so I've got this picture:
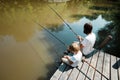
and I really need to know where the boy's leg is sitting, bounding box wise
[61,57,70,65]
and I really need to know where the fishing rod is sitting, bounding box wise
[33,20,109,80]
[82,59,109,80]
[47,5,112,49]
[47,4,83,45]
[33,20,68,48]
[47,4,78,37]
[47,5,113,80]
[76,66,91,80]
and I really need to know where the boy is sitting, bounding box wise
[61,42,82,67]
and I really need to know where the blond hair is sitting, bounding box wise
[68,42,80,52]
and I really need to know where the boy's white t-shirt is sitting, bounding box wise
[81,32,96,55]
[69,51,82,67]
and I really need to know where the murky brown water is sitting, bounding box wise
[0,1,59,80]
[0,31,56,80]
[0,0,119,80]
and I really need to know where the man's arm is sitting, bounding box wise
[77,35,84,42]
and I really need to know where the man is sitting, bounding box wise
[77,23,96,56]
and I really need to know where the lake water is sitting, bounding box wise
[0,0,120,80]
[50,15,111,44]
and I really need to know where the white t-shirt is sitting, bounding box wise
[81,33,96,55]
[69,51,82,67]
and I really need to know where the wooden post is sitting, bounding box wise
[98,35,112,50]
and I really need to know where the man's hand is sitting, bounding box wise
[77,35,82,41]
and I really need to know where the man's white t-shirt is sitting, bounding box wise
[81,32,96,55]
[69,51,82,67]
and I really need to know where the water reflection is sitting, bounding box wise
[47,24,64,32]
[48,15,111,45]
[0,0,120,80]
[0,31,58,80]
[97,14,120,57]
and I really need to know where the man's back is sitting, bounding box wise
[81,32,96,55]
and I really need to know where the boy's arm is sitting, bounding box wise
[80,44,84,49]
[64,56,73,64]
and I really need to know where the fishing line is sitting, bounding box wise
[33,20,68,48]
[33,20,109,80]
[47,4,78,37]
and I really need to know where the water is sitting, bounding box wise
[0,0,120,80]
[49,15,111,45]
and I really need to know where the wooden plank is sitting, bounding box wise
[77,56,92,80]
[68,68,79,80]
[59,66,73,80]
[50,63,67,80]
[102,53,110,80]
[94,51,104,80]
[76,62,84,80]
[85,52,99,80]
[111,55,118,80]
[68,62,83,80]
[51,52,120,80]
[92,51,100,80]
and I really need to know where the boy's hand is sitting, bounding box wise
[64,56,73,64]
[64,56,70,59]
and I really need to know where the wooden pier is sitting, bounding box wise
[50,51,120,80]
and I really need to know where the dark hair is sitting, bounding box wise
[84,23,92,34]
